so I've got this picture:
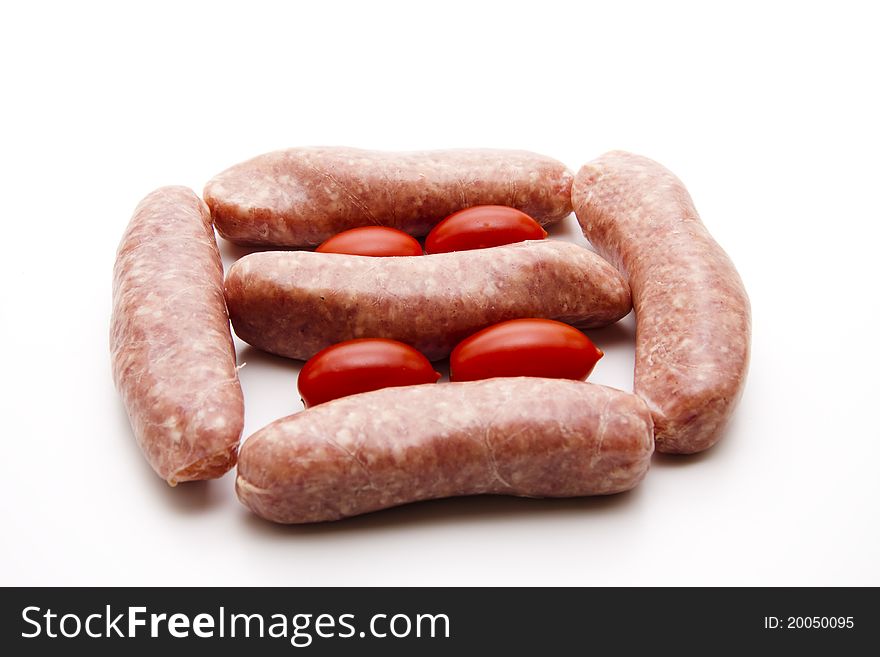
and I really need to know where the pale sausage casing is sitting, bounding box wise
[203,147,574,246]
[224,240,632,361]
[572,151,750,454]
[111,186,245,484]
[236,378,654,524]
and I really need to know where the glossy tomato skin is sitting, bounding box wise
[298,338,440,407]
[449,319,603,382]
[316,226,423,257]
[424,205,548,254]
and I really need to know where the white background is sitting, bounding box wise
[2,0,878,586]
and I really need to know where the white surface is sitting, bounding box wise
[2,0,878,586]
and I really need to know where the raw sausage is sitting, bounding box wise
[236,378,654,523]
[224,240,631,361]
[571,151,750,454]
[203,147,574,246]
[111,186,245,484]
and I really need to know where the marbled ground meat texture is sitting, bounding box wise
[572,151,751,454]
[111,186,245,484]
[224,240,632,361]
[203,147,574,246]
[236,378,654,523]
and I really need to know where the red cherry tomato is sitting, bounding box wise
[316,226,423,257]
[424,205,548,254]
[298,338,440,407]
[449,319,603,382]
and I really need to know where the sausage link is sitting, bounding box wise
[571,152,751,454]
[224,240,631,361]
[236,378,654,523]
[111,186,245,484]
[204,147,573,246]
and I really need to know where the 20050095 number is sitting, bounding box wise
[790,617,854,629]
